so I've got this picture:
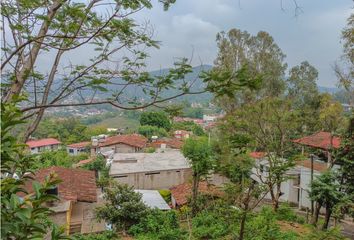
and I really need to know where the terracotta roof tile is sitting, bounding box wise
[98,134,147,148]
[26,138,61,148]
[292,132,341,150]
[170,182,221,206]
[148,138,184,149]
[23,166,97,202]
[67,141,91,148]
[296,159,328,173]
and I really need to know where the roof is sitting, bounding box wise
[67,141,91,148]
[296,159,328,173]
[73,158,94,168]
[23,166,97,202]
[98,134,147,148]
[109,150,190,175]
[26,138,61,148]
[292,132,341,150]
[250,152,266,159]
[170,182,221,206]
[135,190,171,210]
[148,138,184,149]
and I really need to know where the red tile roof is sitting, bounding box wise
[26,138,61,148]
[23,166,97,202]
[292,132,341,150]
[170,182,221,206]
[296,159,328,173]
[67,141,91,148]
[148,138,184,149]
[73,159,94,168]
[98,134,147,148]
[250,152,266,159]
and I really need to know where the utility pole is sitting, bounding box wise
[310,154,314,215]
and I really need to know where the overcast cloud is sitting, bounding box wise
[133,0,353,87]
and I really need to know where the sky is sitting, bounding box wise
[132,0,353,87]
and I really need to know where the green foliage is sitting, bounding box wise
[1,99,68,240]
[129,209,185,240]
[72,231,119,240]
[183,107,204,119]
[172,121,205,136]
[158,189,171,203]
[140,111,172,131]
[34,117,107,144]
[192,210,230,239]
[304,227,347,240]
[95,182,149,232]
[138,125,168,139]
[275,204,305,224]
[31,150,88,170]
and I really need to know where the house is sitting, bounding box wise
[26,138,61,154]
[22,166,105,236]
[148,138,184,150]
[250,152,335,211]
[109,150,192,189]
[92,134,148,155]
[170,182,221,208]
[135,190,171,210]
[67,141,90,155]
[174,130,191,139]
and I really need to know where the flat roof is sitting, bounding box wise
[135,190,171,210]
[109,150,190,175]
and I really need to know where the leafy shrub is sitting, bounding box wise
[31,150,88,170]
[129,209,186,240]
[192,210,229,239]
[276,203,305,224]
[138,125,168,139]
[158,189,171,203]
[303,227,346,240]
[72,231,118,240]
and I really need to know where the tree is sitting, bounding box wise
[0,0,207,141]
[182,137,214,214]
[334,13,354,106]
[1,98,67,239]
[172,121,205,136]
[213,29,287,109]
[222,98,300,211]
[138,125,168,139]
[140,111,172,131]
[31,150,88,170]
[287,61,319,108]
[95,181,148,233]
[309,171,343,229]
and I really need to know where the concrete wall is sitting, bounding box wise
[30,144,60,154]
[113,168,193,189]
[67,147,88,156]
[100,143,142,154]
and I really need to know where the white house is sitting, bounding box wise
[67,141,90,155]
[26,138,61,154]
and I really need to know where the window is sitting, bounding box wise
[69,149,74,153]
[114,175,128,178]
[145,172,160,175]
[45,186,58,196]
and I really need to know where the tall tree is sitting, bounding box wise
[221,98,300,211]
[139,111,171,131]
[287,61,319,108]
[182,137,214,215]
[213,29,287,109]
[0,0,206,141]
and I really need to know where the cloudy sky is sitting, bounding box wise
[134,0,352,87]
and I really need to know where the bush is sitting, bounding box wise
[71,231,118,240]
[192,210,229,239]
[276,203,305,224]
[31,150,88,170]
[129,209,186,240]
[138,125,168,139]
[158,189,171,203]
[140,111,171,131]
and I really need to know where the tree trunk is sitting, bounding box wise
[191,174,199,215]
[322,207,332,230]
[311,202,321,226]
[239,211,247,240]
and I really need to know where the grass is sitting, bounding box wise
[91,115,140,131]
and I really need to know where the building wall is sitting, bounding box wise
[99,143,142,154]
[30,144,60,154]
[113,168,193,189]
[67,147,88,156]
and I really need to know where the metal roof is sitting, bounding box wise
[135,190,171,210]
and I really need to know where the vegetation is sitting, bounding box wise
[138,125,168,139]
[172,121,205,136]
[140,111,172,131]
[31,150,88,170]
